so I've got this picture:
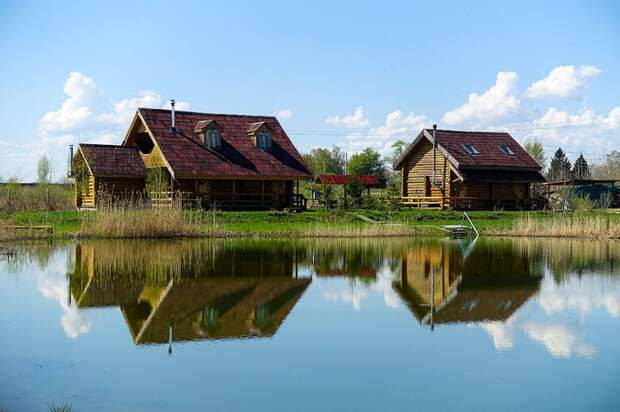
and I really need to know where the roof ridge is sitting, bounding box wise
[79,143,138,149]
[138,107,277,119]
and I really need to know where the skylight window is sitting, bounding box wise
[499,144,515,156]
[462,144,479,156]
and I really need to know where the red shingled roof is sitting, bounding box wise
[79,144,146,177]
[137,108,310,179]
[317,175,380,186]
[430,129,541,169]
[459,169,546,183]
[394,129,542,171]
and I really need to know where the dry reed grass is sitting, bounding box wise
[495,212,620,239]
[79,195,214,238]
[0,183,73,211]
[281,223,422,238]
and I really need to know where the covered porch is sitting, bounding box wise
[171,178,307,210]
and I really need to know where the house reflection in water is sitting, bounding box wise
[310,240,389,279]
[393,239,543,329]
[69,241,311,350]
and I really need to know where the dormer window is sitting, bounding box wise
[257,130,272,150]
[205,128,221,148]
[194,119,222,149]
[247,121,273,151]
[499,144,515,156]
[462,144,479,156]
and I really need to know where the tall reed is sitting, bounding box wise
[80,193,213,238]
[495,212,620,239]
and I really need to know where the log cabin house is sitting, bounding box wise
[72,102,311,209]
[393,127,545,210]
[392,240,542,328]
[69,242,311,344]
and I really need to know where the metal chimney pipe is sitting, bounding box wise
[432,124,437,185]
[170,99,176,131]
[69,144,74,177]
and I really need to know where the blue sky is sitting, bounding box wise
[1,0,619,180]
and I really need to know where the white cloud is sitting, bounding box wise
[275,109,293,120]
[526,65,601,99]
[29,72,190,181]
[326,106,369,129]
[371,265,401,309]
[522,322,596,359]
[346,110,427,155]
[480,321,514,350]
[537,274,620,318]
[442,72,520,128]
[323,285,368,311]
[527,106,620,155]
[37,254,92,339]
[322,264,401,311]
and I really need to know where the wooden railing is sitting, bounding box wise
[292,193,308,209]
[401,196,444,209]
[401,196,529,210]
[150,191,198,209]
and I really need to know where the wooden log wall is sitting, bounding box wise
[78,175,96,208]
[140,145,166,168]
[401,139,450,199]
[95,177,146,205]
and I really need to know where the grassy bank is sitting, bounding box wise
[3,208,609,240]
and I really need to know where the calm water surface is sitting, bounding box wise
[1,237,619,411]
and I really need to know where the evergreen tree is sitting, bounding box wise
[547,148,572,181]
[571,154,591,179]
[345,175,364,208]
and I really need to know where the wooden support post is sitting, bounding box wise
[232,180,236,208]
[261,180,265,206]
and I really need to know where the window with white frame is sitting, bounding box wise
[257,130,272,150]
[498,144,515,156]
[462,144,479,156]
[204,128,221,148]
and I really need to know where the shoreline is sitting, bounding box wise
[1,209,619,242]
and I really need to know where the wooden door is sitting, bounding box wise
[424,176,431,197]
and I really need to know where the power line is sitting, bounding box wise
[288,120,620,137]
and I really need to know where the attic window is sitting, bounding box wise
[499,144,515,156]
[462,144,479,156]
[204,128,221,148]
[256,130,272,151]
[194,120,222,149]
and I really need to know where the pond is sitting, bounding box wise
[1,237,619,411]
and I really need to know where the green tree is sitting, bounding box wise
[388,140,407,165]
[302,146,346,177]
[571,154,591,179]
[524,139,546,170]
[37,155,52,184]
[347,148,387,181]
[547,148,572,181]
[345,175,364,208]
